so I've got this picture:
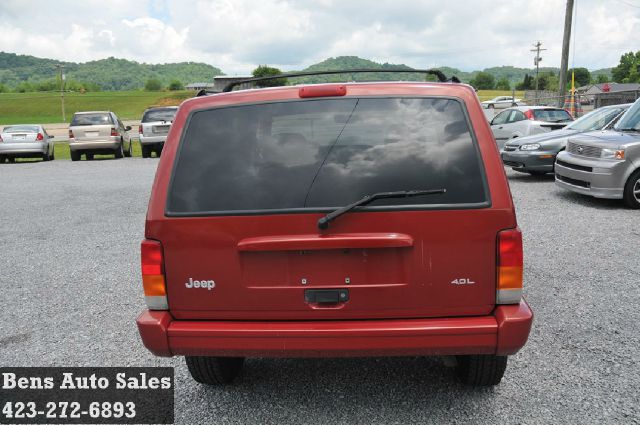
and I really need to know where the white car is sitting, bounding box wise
[490,106,574,149]
[0,124,55,163]
[482,96,524,109]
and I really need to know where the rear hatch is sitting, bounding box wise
[158,95,507,320]
[534,108,573,131]
[141,108,177,137]
[70,113,114,140]
[2,125,40,143]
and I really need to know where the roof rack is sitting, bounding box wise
[217,68,461,93]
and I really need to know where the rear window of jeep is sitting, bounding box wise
[167,97,488,215]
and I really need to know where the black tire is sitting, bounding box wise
[0,155,6,163]
[8,157,15,163]
[42,149,50,161]
[488,104,495,109]
[185,356,244,385]
[456,355,508,386]
[141,145,151,158]
[622,169,640,209]
[70,150,81,162]
[124,140,132,157]
[86,154,94,160]
[114,142,124,159]
[155,146,162,158]
[527,171,547,176]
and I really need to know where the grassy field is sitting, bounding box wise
[476,90,525,102]
[0,91,193,125]
[0,89,521,126]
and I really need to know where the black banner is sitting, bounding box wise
[0,367,173,424]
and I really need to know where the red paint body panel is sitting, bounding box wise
[136,299,532,358]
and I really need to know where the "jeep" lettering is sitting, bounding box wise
[185,278,216,290]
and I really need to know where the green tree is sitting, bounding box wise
[144,78,163,91]
[612,51,640,83]
[168,79,184,90]
[0,83,7,93]
[596,74,609,84]
[495,77,511,91]
[515,74,534,90]
[538,71,559,91]
[252,65,287,87]
[568,67,591,87]
[470,72,495,90]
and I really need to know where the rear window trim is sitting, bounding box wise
[165,95,492,217]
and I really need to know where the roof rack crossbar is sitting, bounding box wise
[220,68,460,92]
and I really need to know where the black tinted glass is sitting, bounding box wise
[71,113,112,126]
[533,109,573,122]
[143,108,177,123]
[168,98,487,214]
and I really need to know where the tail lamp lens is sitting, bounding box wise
[497,228,523,304]
[68,130,74,139]
[36,133,44,141]
[141,239,168,310]
[524,110,535,120]
[110,128,118,137]
[138,125,143,134]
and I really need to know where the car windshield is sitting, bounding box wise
[533,109,573,123]
[614,99,640,131]
[168,97,488,215]
[71,113,112,126]
[566,106,626,131]
[3,125,39,133]
[142,108,177,123]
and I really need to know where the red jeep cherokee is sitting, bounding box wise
[137,70,533,386]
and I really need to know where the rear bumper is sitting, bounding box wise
[69,139,119,151]
[137,300,533,358]
[0,143,47,155]
[139,134,167,145]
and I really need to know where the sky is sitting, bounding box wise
[0,0,638,74]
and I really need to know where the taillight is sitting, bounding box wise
[497,228,523,304]
[110,127,118,137]
[68,129,74,139]
[0,134,3,142]
[524,110,535,120]
[36,133,44,141]
[141,239,168,310]
[138,125,143,134]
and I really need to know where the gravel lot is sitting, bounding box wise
[1,159,638,424]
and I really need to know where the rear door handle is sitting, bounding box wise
[305,289,349,304]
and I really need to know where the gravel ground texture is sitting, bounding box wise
[0,159,638,424]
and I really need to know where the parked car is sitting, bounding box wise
[68,111,132,161]
[490,106,574,149]
[0,124,55,163]
[139,106,178,158]
[500,103,631,175]
[481,96,524,109]
[136,70,533,387]
[555,98,640,208]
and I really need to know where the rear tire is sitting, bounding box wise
[155,146,162,158]
[70,151,80,162]
[456,355,508,386]
[86,154,94,160]
[622,169,640,209]
[42,149,50,161]
[124,140,132,157]
[141,145,151,158]
[0,155,6,163]
[114,142,124,159]
[185,356,244,385]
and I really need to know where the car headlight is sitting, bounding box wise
[600,148,625,160]
[520,143,541,151]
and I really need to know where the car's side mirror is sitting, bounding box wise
[48,135,54,139]
[125,126,132,131]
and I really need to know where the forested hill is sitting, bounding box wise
[0,52,223,91]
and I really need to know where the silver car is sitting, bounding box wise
[482,96,524,109]
[555,98,640,208]
[491,106,574,149]
[68,111,133,161]
[138,106,178,158]
[0,124,55,163]
[500,104,630,175]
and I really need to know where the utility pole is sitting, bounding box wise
[558,0,575,107]
[531,41,546,103]
[54,64,66,122]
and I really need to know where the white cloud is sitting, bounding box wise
[0,0,638,73]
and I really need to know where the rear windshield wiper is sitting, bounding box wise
[317,189,446,230]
